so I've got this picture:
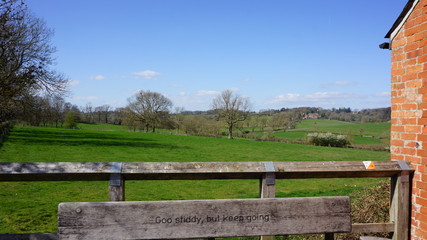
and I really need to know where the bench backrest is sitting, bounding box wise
[58,196,351,240]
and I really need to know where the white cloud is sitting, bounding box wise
[90,75,106,80]
[335,81,357,86]
[228,87,240,92]
[68,80,80,87]
[322,81,357,88]
[196,90,220,96]
[167,90,223,110]
[375,92,391,97]
[241,78,252,82]
[306,91,355,100]
[132,70,160,79]
[268,91,363,108]
[270,93,302,103]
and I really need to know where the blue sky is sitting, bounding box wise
[26,0,406,111]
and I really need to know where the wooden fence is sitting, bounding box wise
[0,161,414,240]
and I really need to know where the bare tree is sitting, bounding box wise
[0,0,68,122]
[82,103,94,123]
[126,90,173,132]
[212,90,251,139]
[99,104,111,123]
[174,106,185,133]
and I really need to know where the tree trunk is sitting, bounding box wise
[228,124,233,139]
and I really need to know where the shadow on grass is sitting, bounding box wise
[9,128,188,149]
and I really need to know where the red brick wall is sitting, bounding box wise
[390,1,427,239]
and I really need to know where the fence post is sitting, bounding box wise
[325,233,334,240]
[260,162,276,240]
[390,161,412,240]
[109,162,125,201]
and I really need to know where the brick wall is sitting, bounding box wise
[390,1,427,239]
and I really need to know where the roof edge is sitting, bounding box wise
[385,0,418,39]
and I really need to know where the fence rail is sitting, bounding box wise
[0,161,414,240]
[0,161,408,181]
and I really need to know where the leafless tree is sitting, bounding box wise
[126,90,173,132]
[212,90,251,139]
[82,103,94,123]
[173,106,185,133]
[0,0,68,122]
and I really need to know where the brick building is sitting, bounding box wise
[385,0,427,239]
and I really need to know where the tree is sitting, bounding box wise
[173,106,185,133]
[212,90,251,139]
[63,110,79,129]
[0,0,68,122]
[126,90,173,132]
[82,103,94,123]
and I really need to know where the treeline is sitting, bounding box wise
[258,107,391,123]
[10,94,80,128]
[183,107,391,124]
[11,94,390,135]
[8,95,124,128]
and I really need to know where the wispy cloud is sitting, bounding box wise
[228,87,240,92]
[90,75,106,80]
[68,80,80,87]
[132,70,160,79]
[321,81,358,88]
[241,78,252,82]
[196,90,220,96]
[268,91,363,108]
[168,90,223,110]
[375,92,391,97]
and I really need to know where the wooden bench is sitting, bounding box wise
[58,196,351,240]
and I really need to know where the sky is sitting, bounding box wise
[26,0,407,112]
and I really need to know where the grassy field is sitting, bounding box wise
[291,119,390,137]
[0,126,390,233]
[260,119,390,146]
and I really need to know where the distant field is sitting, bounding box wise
[291,119,390,138]
[250,119,390,146]
[0,126,389,233]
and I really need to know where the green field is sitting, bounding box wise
[0,126,390,233]
[291,119,390,137]
[258,120,390,146]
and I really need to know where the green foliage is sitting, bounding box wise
[0,121,12,143]
[63,111,79,129]
[307,132,351,148]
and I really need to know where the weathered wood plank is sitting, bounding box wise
[273,161,409,179]
[123,161,267,180]
[0,233,58,240]
[0,161,413,181]
[351,223,395,233]
[359,237,391,240]
[58,197,351,240]
[260,167,276,240]
[391,174,411,240]
[109,174,125,201]
[0,162,115,181]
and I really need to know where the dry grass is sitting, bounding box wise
[280,180,392,240]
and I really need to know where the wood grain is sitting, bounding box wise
[58,197,351,239]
